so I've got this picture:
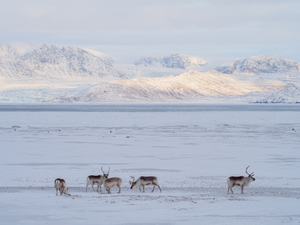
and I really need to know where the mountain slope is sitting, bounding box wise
[134,54,207,69]
[0,44,129,80]
[243,87,300,103]
[56,70,286,102]
[215,55,300,75]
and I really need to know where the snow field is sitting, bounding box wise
[0,109,300,224]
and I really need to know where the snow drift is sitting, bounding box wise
[215,55,300,75]
[56,70,286,102]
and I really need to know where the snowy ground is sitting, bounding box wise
[0,104,300,224]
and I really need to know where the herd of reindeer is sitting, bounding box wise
[54,166,255,196]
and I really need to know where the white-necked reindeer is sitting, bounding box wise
[102,168,123,194]
[85,167,109,193]
[227,165,255,194]
[129,176,162,193]
[54,178,68,195]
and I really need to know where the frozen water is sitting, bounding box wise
[0,104,300,224]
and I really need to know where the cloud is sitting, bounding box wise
[0,0,300,63]
[1,0,299,31]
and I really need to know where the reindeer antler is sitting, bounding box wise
[101,167,105,173]
[129,176,135,185]
[245,165,250,175]
[245,165,254,176]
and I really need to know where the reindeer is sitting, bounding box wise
[85,167,109,193]
[129,176,162,193]
[104,177,123,194]
[100,167,122,194]
[227,165,255,194]
[54,178,68,195]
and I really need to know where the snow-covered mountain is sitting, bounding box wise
[215,55,300,75]
[134,54,207,69]
[55,70,286,102]
[0,43,43,60]
[242,87,300,103]
[2,44,300,103]
[0,44,129,80]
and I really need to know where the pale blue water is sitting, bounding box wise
[0,103,299,112]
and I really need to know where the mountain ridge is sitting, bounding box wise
[215,55,300,75]
[0,44,129,80]
[134,53,207,69]
[54,70,286,102]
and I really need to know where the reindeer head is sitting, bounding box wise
[101,167,110,179]
[245,165,255,181]
[129,176,136,189]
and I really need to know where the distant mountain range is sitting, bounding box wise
[54,70,286,102]
[1,43,300,81]
[1,43,299,103]
[215,55,300,75]
[0,44,129,80]
[134,54,207,69]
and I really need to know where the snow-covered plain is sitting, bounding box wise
[0,104,299,224]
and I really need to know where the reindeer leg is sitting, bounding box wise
[228,186,233,194]
[118,184,121,194]
[153,181,162,193]
[139,187,142,192]
[56,188,58,196]
[151,185,156,192]
[142,185,145,192]
[97,183,101,192]
[91,183,95,191]
[157,185,162,193]
[227,185,231,194]
[241,186,244,194]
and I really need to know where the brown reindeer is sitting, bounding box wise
[101,167,122,194]
[86,167,109,193]
[227,166,255,194]
[129,176,162,193]
[54,178,68,195]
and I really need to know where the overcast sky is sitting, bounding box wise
[1,0,299,64]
